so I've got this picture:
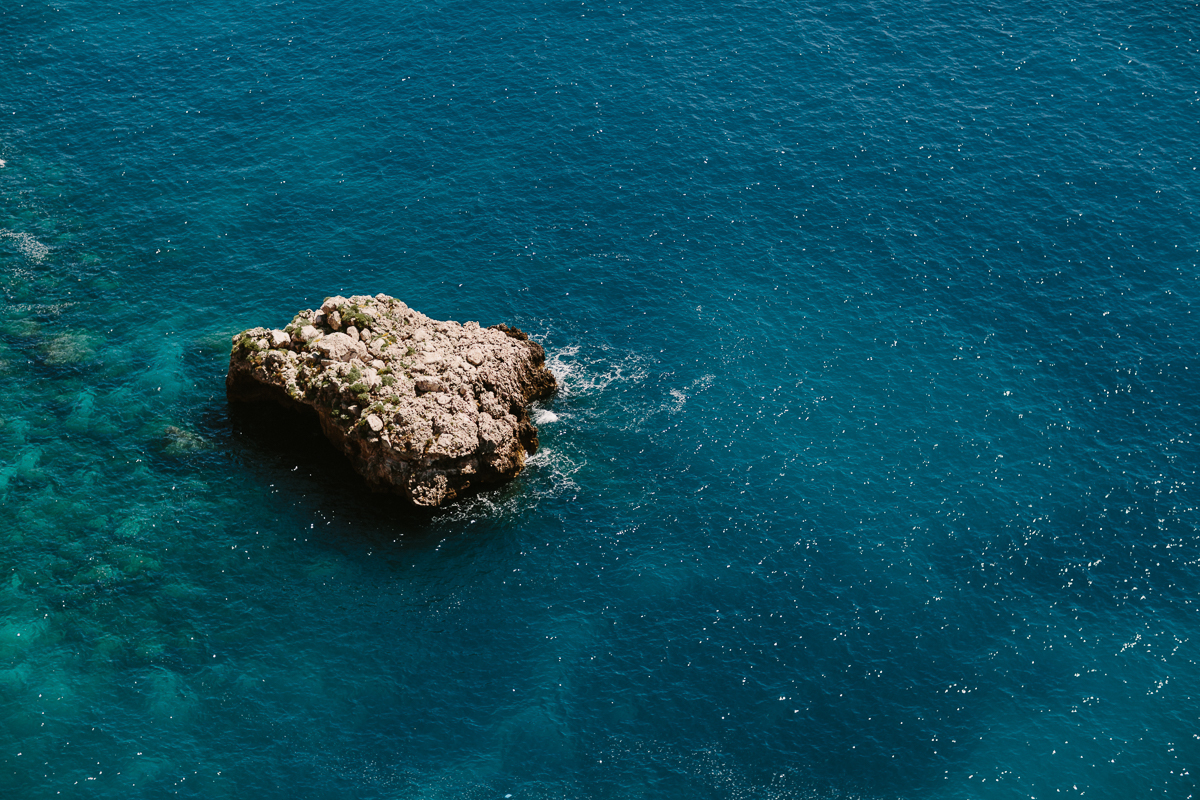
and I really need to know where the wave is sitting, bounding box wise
[524,445,582,492]
[545,343,650,399]
[668,373,716,413]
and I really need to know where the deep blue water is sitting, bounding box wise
[1,0,1199,797]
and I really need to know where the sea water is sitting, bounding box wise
[0,0,1197,797]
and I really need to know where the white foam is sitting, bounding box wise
[546,344,649,397]
[524,445,582,492]
[668,373,715,413]
[533,408,559,424]
[0,230,49,262]
[428,445,584,525]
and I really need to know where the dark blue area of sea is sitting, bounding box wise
[0,0,1197,797]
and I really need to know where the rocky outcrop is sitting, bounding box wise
[226,294,556,507]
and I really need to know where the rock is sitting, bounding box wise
[226,294,557,507]
[413,376,445,393]
[313,332,366,363]
[321,296,348,313]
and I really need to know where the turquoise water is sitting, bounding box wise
[1,0,1198,797]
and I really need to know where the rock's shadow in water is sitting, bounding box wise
[220,399,443,539]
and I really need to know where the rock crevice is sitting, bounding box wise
[226,294,556,507]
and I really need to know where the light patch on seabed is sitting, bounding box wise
[0,617,48,663]
[318,753,538,800]
[0,447,42,494]
[37,331,98,366]
[3,302,77,316]
[0,230,50,262]
[143,665,198,724]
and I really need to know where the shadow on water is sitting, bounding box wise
[213,399,540,556]
[216,399,443,535]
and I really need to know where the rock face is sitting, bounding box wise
[226,294,556,507]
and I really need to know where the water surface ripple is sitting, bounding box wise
[0,0,1197,797]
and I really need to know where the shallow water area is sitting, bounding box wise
[1,0,1199,797]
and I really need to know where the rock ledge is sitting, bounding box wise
[226,294,556,506]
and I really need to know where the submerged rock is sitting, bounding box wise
[161,425,211,456]
[38,332,96,365]
[226,294,556,507]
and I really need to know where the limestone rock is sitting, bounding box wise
[226,294,557,507]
